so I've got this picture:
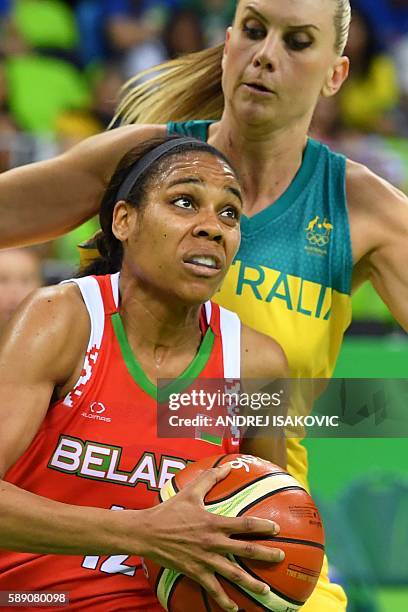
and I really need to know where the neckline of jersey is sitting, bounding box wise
[110,311,215,401]
[202,122,322,234]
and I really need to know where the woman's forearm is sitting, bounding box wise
[0,125,165,248]
[0,479,142,555]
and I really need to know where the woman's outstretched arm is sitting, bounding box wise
[0,125,165,248]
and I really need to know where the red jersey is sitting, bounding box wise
[0,273,241,611]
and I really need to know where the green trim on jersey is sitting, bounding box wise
[168,119,212,142]
[111,312,215,401]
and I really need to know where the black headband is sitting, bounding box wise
[116,137,216,202]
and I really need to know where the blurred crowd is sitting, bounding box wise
[0,0,407,335]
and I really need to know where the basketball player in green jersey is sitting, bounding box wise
[1,0,408,609]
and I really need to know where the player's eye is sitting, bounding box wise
[284,32,313,51]
[220,206,241,222]
[172,196,195,210]
[243,19,266,40]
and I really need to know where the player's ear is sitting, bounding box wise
[112,201,137,242]
[222,27,232,71]
[321,56,349,97]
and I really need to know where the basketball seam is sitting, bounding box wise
[231,559,305,607]
[172,455,230,493]
[167,573,184,611]
[262,536,325,551]
[154,567,165,599]
[212,454,229,468]
[235,486,307,516]
[221,574,301,610]
[204,474,302,506]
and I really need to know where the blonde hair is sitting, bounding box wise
[116,44,224,125]
[334,0,351,54]
[116,0,351,125]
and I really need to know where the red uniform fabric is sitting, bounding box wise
[0,274,240,611]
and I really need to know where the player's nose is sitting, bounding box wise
[253,32,279,72]
[192,209,224,243]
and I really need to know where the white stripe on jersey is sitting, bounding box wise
[60,276,105,407]
[218,306,241,379]
[110,272,120,308]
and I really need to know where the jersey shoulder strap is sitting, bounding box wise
[167,120,212,142]
[58,274,119,407]
[61,274,107,356]
[207,301,241,379]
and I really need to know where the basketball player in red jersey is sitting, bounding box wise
[0,136,287,612]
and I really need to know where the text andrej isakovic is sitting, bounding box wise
[166,389,340,430]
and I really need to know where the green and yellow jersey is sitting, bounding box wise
[168,120,353,490]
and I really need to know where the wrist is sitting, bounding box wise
[109,507,153,557]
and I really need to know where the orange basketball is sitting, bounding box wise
[144,453,325,611]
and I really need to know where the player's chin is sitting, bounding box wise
[177,278,222,306]
[235,97,276,125]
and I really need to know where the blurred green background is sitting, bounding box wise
[307,339,408,611]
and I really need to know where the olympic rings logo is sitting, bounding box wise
[306,231,331,247]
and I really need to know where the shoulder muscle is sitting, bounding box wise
[0,283,90,475]
[346,159,408,265]
[0,282,89,387]
[241,325,288,380]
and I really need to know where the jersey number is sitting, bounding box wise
[81,505,138,577]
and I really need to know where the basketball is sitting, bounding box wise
[144,453,325,611]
